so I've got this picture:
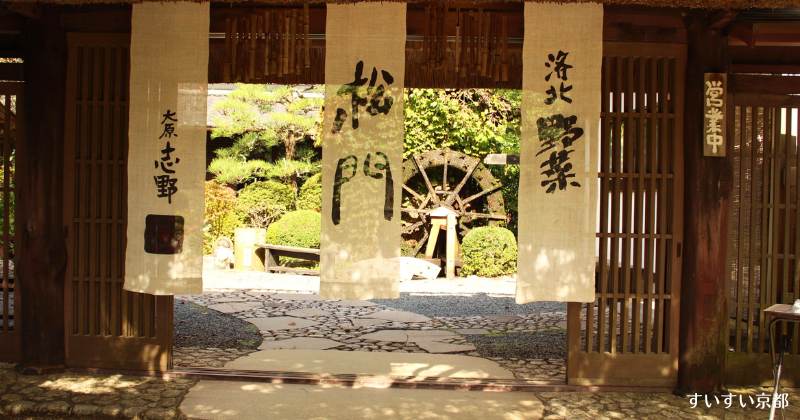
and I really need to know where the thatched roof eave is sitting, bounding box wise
[7,0,800,11]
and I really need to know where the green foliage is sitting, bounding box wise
[203,180,242,254]
[495,164,520,235]
[460,226,518,277]
[209,84,323,188]
[266,210,321,249]
[404,88,521,158]
[235,181,296,228]
[296,173,322,212]
[208,157,272,186]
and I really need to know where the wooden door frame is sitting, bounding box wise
[62,32,173,372]
[0,81,23,362]
[567,41,686,387]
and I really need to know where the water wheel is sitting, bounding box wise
[402,148,507,257]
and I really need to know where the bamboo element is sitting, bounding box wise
[289,9,297,76]
[283,13,290,76]
[232,17,240,81]
[249,14,257,81]
[423,3,430,64]
[437,3,445,67]
[304,3,311,70]
[262,11,272,76]
[223,17,233,82]
[492,16,500,82]
[480,9,489,77]
[501,15,508,82]
[454,9,461,75]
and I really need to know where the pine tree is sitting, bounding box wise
[209,84,322,191]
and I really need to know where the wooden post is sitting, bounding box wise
[677,12,732,393]
[445,211,457,279]
[16,10,68,373]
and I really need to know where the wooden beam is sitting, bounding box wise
[16,9,68,373]
[677,11,732,394]
[710,10,737,31]
[730,74,800,95]
[0,62,22,81]
[731,45,800,62]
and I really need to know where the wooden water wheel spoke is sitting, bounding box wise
[402,148,506,257]
[462,212,507,220]
[444,160,479,207]
[462,184,503,206]
[442,149,449,192]
[402,220,425,234]
[412,154,441,205]
[402,184,425,203]
[412,228,431,255]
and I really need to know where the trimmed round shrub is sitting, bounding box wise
[266,210,321,249]
[235,180,295,228]
[296,173,322,212]
[460,226,517,277]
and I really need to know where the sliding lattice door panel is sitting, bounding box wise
[726,85,800,385]
[567,43,685,387]
[63,33,172,371]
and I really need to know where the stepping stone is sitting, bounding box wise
[454,328,490,335]
[367,310,430,323]
[212,297,251,303]
[358,329,458,343]
[358,330,412,342]
[349,318,387,328]
[207,302,262,314]
[285,308,330,318]
[486,315,521,323]
[416,340,477,354]
[334,300,378,307]
[246,316,318,332]
[258,337,342,351]
[406,330,459,340]
[270,293,323,301]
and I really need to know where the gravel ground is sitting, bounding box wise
[174,300,262,350]
[465,331,567,359]
[370,293,566,317]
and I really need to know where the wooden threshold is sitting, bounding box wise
[165,366,674,394]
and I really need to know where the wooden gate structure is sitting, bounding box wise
[3,1,800,394]
[725,75,800,385]
[0,82,21,362]
[567,42,685,387]
[62,33,173,371]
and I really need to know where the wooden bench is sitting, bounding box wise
[256,243,320,276]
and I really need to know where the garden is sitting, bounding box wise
[172,83,569,385]
[204,84,522,277]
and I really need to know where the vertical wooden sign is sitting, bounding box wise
[703,73,726,157]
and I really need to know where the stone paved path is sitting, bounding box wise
[176,289,567,382]
[3,363,800,419]
[0,363,196,419]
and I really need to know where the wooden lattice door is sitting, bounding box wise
[63,33,173,371]
[725,76,800,385]
[566,42,685,387]
[0,82,21,362]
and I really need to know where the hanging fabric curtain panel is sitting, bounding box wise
[320,2,406,300]
[124,1,209,295]
[516,3,602,303]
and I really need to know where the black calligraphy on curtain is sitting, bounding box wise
[538,50,583,193]
[330,61,396,225]
[154,109,180,203]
